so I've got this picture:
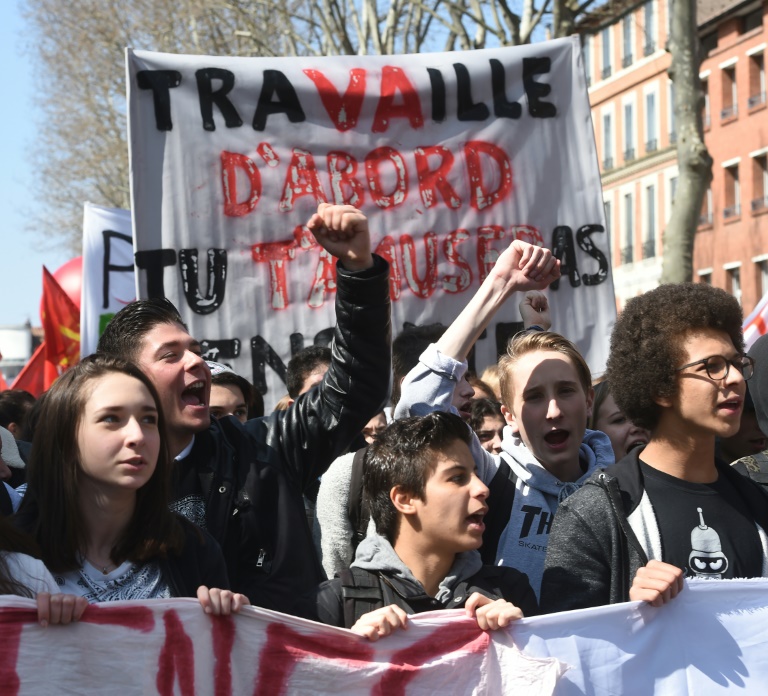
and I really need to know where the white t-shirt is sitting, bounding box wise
[2,552,58,595]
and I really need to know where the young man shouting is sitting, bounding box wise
[540,283,768,612]
[97,203,391,614]
[309,412,537,638]
[395,242,613,597]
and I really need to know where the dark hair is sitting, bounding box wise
[286,346,332,398]
[468,398,504,433]
[97,298,185,362]
[17,354,184,572]
[589,380,612,431]
[20,391,47,442]
[0,516,41,598]
[606,283,744,431]
[0,390,36,432]
[210,371,264,419]
[498,331,592,409]
[363,412,471,543]
[391,323,446,406]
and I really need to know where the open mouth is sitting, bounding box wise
[182,380,206,407]
[466,510,487,530]
[544,429,569,447]
[718,399,742,414]
[627,439,648,454]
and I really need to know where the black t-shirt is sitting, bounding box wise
[640,460,763,579]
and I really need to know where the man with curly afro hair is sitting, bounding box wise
[541,283,768,614]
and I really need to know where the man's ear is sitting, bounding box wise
[500,404,519,436]
[6,423,20,438]
[585,386,595,420]
[390,486,417,516]
[653,392,673,408]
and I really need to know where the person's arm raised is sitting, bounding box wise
[305,203,373,271]
[435,241,559,362]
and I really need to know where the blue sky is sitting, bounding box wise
[0,1,70,327]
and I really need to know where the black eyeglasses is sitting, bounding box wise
[675,354,755,381]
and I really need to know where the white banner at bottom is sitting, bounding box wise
[1,578,767,694]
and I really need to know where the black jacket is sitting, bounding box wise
[162,517,230,597]
[312,565,539,628]
[179,257,391,613]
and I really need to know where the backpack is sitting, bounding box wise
[338,567,388,627]
[347,446,370,553]
[337,564,526,627]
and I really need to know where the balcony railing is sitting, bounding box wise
[644,41,656,56]
[698,212,713,226]
[752,196,768,212]
[642,239,656,258]
[723,204,741,219]
[646,139,658,153]
[748,92,766,108]
[624,148,635,162]
[602,65,612,79]
[620,245,634,264]
[603,157,614,171]
[622,54,633,68]
[721,104,738,120]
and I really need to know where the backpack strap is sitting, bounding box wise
[347,446,370,552]
[339,567,385,628]
[480,459,518,564]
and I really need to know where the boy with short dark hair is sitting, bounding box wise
[311,412,537,638]
[540,283,768,613]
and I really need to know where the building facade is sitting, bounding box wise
[580,0,768,313]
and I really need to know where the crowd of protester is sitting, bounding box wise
[2,202,768,647]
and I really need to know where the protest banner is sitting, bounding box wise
[80,203,135,357]
[126,38,615,406]
[2,579,767,694]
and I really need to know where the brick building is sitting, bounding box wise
[579,0,768,313]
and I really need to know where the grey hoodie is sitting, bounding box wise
[353,532,483,603]
[495,427,615,597]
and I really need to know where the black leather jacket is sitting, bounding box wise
[181,256,391,614]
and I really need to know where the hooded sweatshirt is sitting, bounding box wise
[395,343,615,596]
[352,532,483,603]
[495,427,615,597]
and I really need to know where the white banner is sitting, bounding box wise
[80,203,135,357]
[3,579,768,694]
[126,39,615,405]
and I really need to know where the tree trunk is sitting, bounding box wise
[661,0,713,284]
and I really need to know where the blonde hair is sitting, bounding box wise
[479,364,501,401]
[498,332,592,408]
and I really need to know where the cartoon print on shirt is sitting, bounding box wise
[687,507,729,579]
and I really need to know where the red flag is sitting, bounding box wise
[10,341,47,397]
[0,370,7,392]
[41,266,80,382]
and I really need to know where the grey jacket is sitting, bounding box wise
[540,448,768,614]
